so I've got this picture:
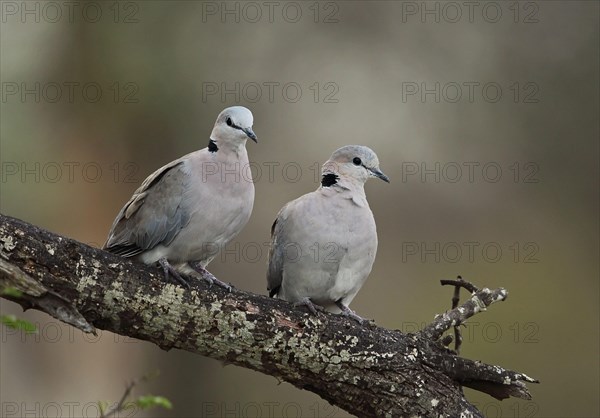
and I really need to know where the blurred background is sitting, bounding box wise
[1,1,598,417]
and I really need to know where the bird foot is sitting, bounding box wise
[189,262,232,292]
[335,301,368,325]
[293,297,323,315]
[158,258,190,289]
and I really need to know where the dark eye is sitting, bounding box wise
[226,117,232,127]
[353,157,362,166]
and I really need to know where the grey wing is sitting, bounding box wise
[103,159,191,257]
[266,205,289,297]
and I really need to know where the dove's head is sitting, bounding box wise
[322,145,390,186]
[210,106,257,150]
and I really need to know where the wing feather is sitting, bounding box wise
[103,159,190,257]
[266,203,290,297]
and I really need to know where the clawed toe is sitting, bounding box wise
[203,274,233,292]
[190,262,232,292]
[343,311,367,325]
[171,273,191,289]
[293,297,322,315]
[158,258,190,288]
[336,301,368,325]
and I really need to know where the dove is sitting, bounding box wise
[103,106,257,290]
[267,145,389,322]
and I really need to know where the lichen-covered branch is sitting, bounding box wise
[0,214,537,417]
[419,287,509,341]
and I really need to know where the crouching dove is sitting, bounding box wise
[267,145,389,322]
[103,106,257,290]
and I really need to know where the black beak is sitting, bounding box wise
[369,167,390,183]
[244,128,258,143]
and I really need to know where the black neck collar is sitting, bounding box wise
[321,173,339,187]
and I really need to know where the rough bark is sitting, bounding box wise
[0,214,537,418]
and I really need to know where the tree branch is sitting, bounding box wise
[0,214,537,417]
[420,287,509,341]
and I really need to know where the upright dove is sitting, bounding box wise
[104,106,257,290]
[267,145,389,322]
